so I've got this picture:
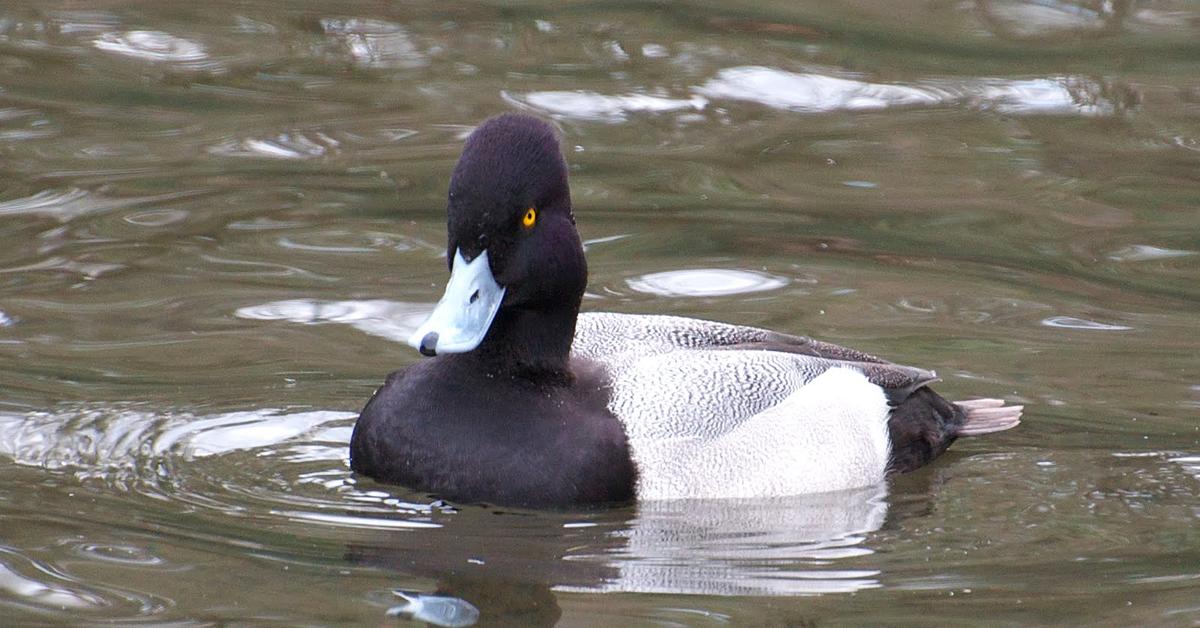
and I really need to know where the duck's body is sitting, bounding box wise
[350,113,1022,508]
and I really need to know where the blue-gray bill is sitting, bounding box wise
[408,249,506,356]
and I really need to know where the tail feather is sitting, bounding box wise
[955,398,1022,436]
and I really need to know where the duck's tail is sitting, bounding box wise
[954,398,1023,436]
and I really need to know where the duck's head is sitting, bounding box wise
[409,114,586,360]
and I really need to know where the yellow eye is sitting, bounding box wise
[522,207,537,229]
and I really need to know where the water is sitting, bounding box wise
[1,0,1198,624]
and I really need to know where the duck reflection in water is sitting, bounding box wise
[347,483,892,626]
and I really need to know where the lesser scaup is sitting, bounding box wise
[349,113,1022,508]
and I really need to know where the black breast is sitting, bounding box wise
[349,356,636,508]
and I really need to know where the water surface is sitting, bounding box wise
[1,0,1199,624]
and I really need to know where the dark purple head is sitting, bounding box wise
[409,114,587,362]
[447,114,585,313]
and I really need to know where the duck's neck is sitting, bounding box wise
[473,305,578,382]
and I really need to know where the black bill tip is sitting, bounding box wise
[418,332,439,357]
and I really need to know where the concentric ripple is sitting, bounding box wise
[0,545,173,618]
[626,268,789,297]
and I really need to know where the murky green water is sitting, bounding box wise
[2,0,1198,624]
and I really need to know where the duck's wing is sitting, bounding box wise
[574,312,930,400]
[596,346,934,440]
[574,312,890,364]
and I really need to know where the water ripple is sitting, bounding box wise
[509,91,707,123]
[1041,316,1134,331]
[235,299,429,342]
[318,18,426,69]
[92,30,214,69]
[626,269,788,297]
[1170,456,1200,482]
[154,410,354,458]
[206,124,419,160]
[509,67,1121,121]
[274,511,442,530]
[196,254,339,281]
[973,77,1118,115]
[0,108,41,122]
[0,406,350,476]
[0,404,447,536]
[695,66,1121,116]
[0,108,57,142]
[978,0,1121,39]
[122,209,188,228]
[0,552,105,610]
[0,545,171,616]
[1,402,886,598]
[0,187,207,222]
[0,256,123,280]
[207,133,336,160]
[274,229,422,254]
[47,11,121,35]
[70,543,164,567]
[696,66,947,112]
[0,188,91,219]
[1107,245,1196,262]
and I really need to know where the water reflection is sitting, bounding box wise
[584,488,886,596]
[0,188,93,220]
[0,556,102,611]
[122,208,189,228]
[1170,455,1200,522]
[508,90,707,123]
[0,545,170,617]
[349,487,886,625]
[0,406,352,480]
[1107,244,1196,262]
[976,0,1132,39]
[161,409,353,458]
[70,543,164,567]
[207,132,336,160]
[698,66,946,112]
[0,108,56,142]
[0,187,201,223]
[93,30,207,64]
[625,268,789,297]
[698,67,1122,116]
[0,256,123,281]
[514,66,1129,121]
[318,18,426,69]
[1040,315,1133,331]
[235,299,428,343]
[388,590,480,627]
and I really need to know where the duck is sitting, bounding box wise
[349,113,1022,508]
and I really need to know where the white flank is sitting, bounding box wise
[626,367,891,499]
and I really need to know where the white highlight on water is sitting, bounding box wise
[626,268,788,297]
